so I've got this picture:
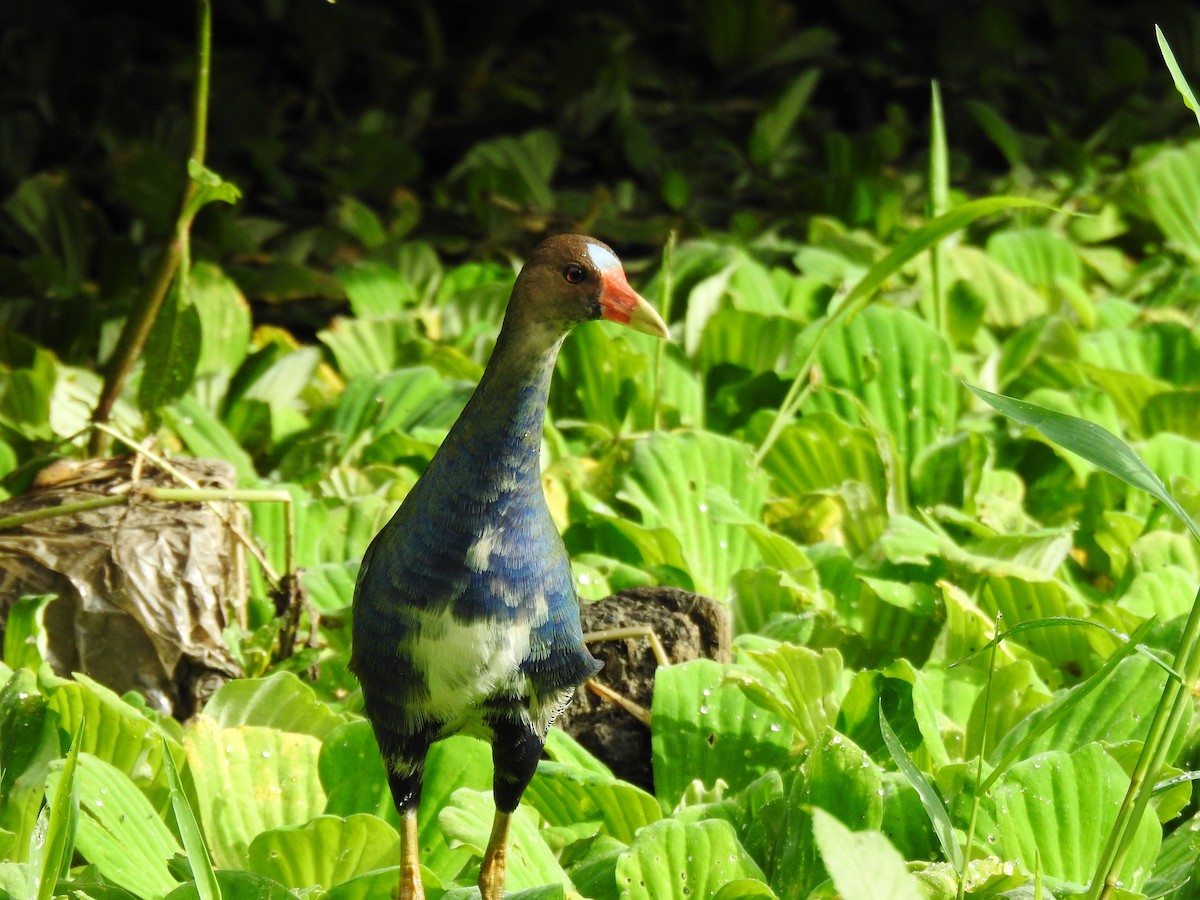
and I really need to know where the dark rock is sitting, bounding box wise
[556,585,730,793]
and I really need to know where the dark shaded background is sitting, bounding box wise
[2,0,1199,354]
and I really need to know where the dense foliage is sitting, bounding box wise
[3,1,1200,898]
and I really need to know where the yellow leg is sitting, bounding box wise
[399,809,424,900]
[478,809,511,900]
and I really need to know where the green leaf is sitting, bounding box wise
[1135,140,1200,261]
[617,432,769,598]
[319,719,396,824]
[991,650,1185,768]
[183,717,326,869]
[3,595,52,670]
[772,729,884,899]
[732,645,843,746]
[1158,25,1200,127]
[524,762,659,844]
[163,739,221,900]
[139,278,203,414]
[944,245,1048,329]
[202,671,351,739]
[803,305,958,471]
[41,669,177,816]
[318,315,424,380]
[335,260,416,318]
[246,814,399,890]
[878,704,963,871]
[978,578,1095,676]
[749,69,819,166]
[651,659,795,810]
[418,735,496,881]
[987,227,1082,290]
[438,788,570,893]
[993,743,1161,889]
[162,394,260,486]
[810,808,923,900]
[615,818,770,900]
[969,385,1200,543]
[191,262,252,390]
[751,410,887,501]
[164,869,292,900]
[28,721,82,900]
[46,753,181,899]
[831,196,1048,322]
[184,161,241,216]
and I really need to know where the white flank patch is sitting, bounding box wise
[409,613,531,727]
[585,242,620,272]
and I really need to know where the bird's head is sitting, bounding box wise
[508,234,669,341]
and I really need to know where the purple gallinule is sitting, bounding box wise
[351,235,669,899]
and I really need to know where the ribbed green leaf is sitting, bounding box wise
[978,577,1094,676]
[318,316,423,379]
[438,787,570,893]
[524,762,660,843]
[751,410,887,500]
[772,728,884,900]
[419,735,495,881]
[615,818,770,900]
[202,671,352,739]
[46,753,181,899]
[803,305,958,470]
[335,260,416,317]
[993,744,1161,889]
[1135,141,1200,260]
[733,645,843,746]
[184,718,326,869]
[246,814,398,890]
[987,227,1082,290]
[992,652,1186,764]
[651,659,795,810]
[617,432,768,598]
[40,670,175,816]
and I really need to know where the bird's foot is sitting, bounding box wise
[398,862,424,900]
[478,846,507,900]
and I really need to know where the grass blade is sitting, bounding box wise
[879,702,964,872]
[1157,26,1200,128]
[980,618,1156,794]
[163,738,222,900]
[968,385,1200,543]
[28,721,83,900]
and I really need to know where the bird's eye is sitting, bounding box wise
[563,264,586,284]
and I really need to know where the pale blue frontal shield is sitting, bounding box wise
[585,242,620,272]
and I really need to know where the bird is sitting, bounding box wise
[350,234,669,900]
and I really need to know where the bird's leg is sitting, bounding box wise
[385,758,428,900]
[479,809,512,900]
[481,712,544,900]
[399,808,424,900]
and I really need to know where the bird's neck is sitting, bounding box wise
[440,319,565,484]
